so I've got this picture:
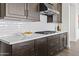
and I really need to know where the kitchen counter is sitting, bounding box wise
[0,31,67,45]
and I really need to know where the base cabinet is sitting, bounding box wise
[63,33,67,48]
[34,37,48,56]
[0,32,67,56]
[59,33,67,51]
[12,40,35,56]
[0,42,12,56]
[59,34,65,51]
[48,35,60,55]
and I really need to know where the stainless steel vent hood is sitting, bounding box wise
[40,3,59,15]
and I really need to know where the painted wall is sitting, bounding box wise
[62,3,79,42]
[62,3,70,47]
[70,4,76,41]
[69,4,79,41]
[0,15,56,36]
[75,4,79,40]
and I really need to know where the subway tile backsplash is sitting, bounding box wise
[0,15,56,36]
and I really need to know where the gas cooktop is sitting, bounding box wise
[35,31,56,34]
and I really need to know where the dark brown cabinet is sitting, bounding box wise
[0,41,12,56]
[0,3,40,21]
[57,3,62,23]
[63,33,67,48]
[0,3,6,19]
[5,3,27,20]
[12,40,35,56]
[47,35,60,55]
[59,34,65,51]
[0,32,67,56]
[59,33,67,51]
[34,37,48,56]
[27,3,40,21]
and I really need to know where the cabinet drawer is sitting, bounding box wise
[12,40,35,56]
[35,37,47,42]
[47,35,59,39]
[12,48,35,56]
[12,40,34,48]
[60,33,67,38]
[60,34,64,38]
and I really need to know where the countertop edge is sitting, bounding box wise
[0,31,68,45]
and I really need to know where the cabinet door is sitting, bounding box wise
[0,3,6,19]
[27,3,40,21]
[34,37,48,56]
[47,35,60,56]
[12,40,35,56]
[57,3,62,23]
[5,3,27,19]
[0,41,12,56]
[59,34,64,51]
[63,33,67,48]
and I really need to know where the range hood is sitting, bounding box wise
[40,3,59,15]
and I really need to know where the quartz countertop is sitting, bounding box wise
[0,31,67,45]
